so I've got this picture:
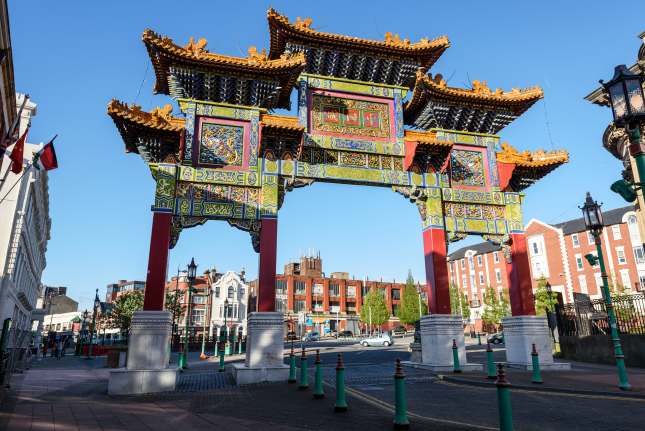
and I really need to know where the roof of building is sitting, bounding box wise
[496,142,569,192]
[448,241,501,261]
[142,29,306,109]
[404,71,543,133]
[267,8,449,87]
[553,205,635,235]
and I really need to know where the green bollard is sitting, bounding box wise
[288,345,297,384]
[393,358,410,429]
[238,337,243,355]
[313,349,324,399]
[531,344,543,384]
[452,339,461,373]
[496,363,513,431]
[486,342,496,380]
[299,347,309,390]
[218,342,225,372]
[477,332,482,345]
[334,353,348,412]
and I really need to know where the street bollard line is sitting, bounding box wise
[496,363,513,431]
[313,349,324,399]
[530,344,543,384]
[452,339,461,374]
[334,353,348,412]
[393,358,409,430]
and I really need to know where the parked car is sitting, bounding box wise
[285,331,298,341]
[302,331,320,342]
[392,326,407,336]
[487,332,504,345]
[360,333,393,347]
[338,330,353,338]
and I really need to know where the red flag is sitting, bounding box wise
[33,138,58,171]
[8,128,28,174]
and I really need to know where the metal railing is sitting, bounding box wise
[556,292,645,336]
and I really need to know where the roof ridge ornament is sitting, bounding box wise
[184,36,208,55]
[295,16,313,29]
[384,32,411,46]
[247,46,268,63]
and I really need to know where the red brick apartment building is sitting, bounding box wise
[253,254,426,334]
[448,206,645,327]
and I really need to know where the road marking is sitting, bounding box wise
[437,380,645,403]
[324,382,496,430]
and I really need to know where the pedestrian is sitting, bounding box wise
[42,341,48,358]
[56,338,62,360]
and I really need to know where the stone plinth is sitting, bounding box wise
[409,342,422,363]
[404,314,481,372]
[232,312,288,385]
[108,311,177,395]
[502,315,570,370]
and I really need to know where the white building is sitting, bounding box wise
[210,271,249,337]
[0,94,51,361]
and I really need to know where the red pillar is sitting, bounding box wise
[143,212,172,311]
[506,233,536,316]
[257,218,278,312]
[423,227,451,314]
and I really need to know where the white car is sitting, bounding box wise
[360,334,393,347]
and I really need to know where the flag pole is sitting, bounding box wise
[0,163,32,206]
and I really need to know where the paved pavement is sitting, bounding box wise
[1,343,645,430]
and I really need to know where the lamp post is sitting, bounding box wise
[77,309,89,356]
[223,298,231,355]
[580,193,631,390]
[86,289,101,359]
[178,258,197,369]
[200,275,212,360]
[600,65,645,201]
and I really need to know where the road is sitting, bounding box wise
[287,336,645,431]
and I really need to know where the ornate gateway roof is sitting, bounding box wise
[496,143,569,192]
[404,71,543,134]
[142,29,306,109]
[107,100,183,163]
[267,8,449,87]
[403,130,453,171]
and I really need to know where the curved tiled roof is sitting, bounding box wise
[142,29,306,107]
[403,129,452,146]
[260,114,304,132]
[405,71,544,121]
[107,99,184,133]
[267,8,449,68]
[497,143,569,191]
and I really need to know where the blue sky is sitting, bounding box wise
[9,1,645,309]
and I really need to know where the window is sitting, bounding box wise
[587,231,595,245]
[616,247,627,265]
[575,254,584,271]
[294,300,306,313]
[495,268,502,283]
[460,259,465,269]
[531,241,541,255]
[639,271,645,291]
[477,255,483,266]
[214,286,220,298]
[633,247,645,265]
[578,275,588,294]
[612,225,622,240]
[391,289,401,301]
[347,286,356,297]
[620,270,631,291]
[192,295,206,304]
[594,273,603,293]
[478,272,485,285]
[191,309,204,325]
[312,300,323,312]
[493,252,499,264]
[295,281,306,295]
[239,288,245,297]
[329,283,340,297]
[228,287,234,299]
[276,280,286,295]
[312,283,323,295]
[572,234,580,248]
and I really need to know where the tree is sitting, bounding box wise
[534,278,558,316]
[449,284,460,316]
[460,292,471,321]
[481,286,509,332]
[165,291,185,325]
[360,289,389,330]
[110,291,144,337]
[397,271,427,324]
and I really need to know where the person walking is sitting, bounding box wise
[42,340,48,358]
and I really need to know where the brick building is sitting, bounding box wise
[105,280,145,304]
[447,205,645,328]
[253,254,425,334]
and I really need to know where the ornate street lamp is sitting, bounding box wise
[179,258,197,369]
[601,65,645,202]
[580,192,631,390]
[86,289,101,359]
[199,272,212,360]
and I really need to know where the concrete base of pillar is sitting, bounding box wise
[405,314,482,372]
[409,342,422,363]
[108,310,177,395]
[502,315,570,371]
[232,311,288,385]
